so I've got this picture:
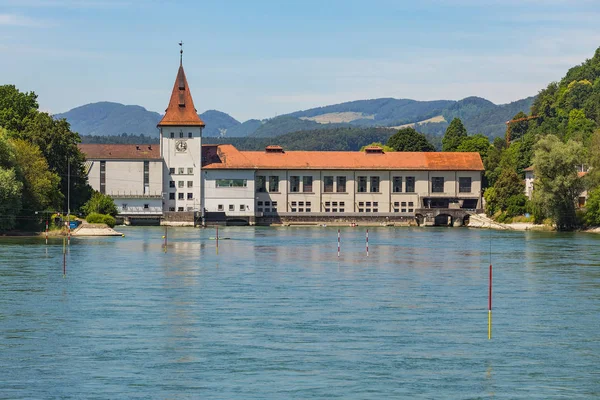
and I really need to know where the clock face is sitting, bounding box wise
[175,140,187,152]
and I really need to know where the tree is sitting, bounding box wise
[442,118,467,151]
[531,135,585,230]
[387,127,435,152]
[484,137,506,187]
[10,138,61,215]
[566,109,595,142]
[583,187,600,227]
[0,85,38,132]
[456,134,491,159]
[81,192,118,217]
[506,111,529,142]
[0,167,23,230]
[484,168,525,216]
[16,112,91,212]
[359,142,394,152]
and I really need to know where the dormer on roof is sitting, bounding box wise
[265,145,284,153]
[157,53,205,127]
[364,146,384,154]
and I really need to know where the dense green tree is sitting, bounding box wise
[81,192,118,217]
[10,138,61,214]
[0,85,38,132]
[386,127,435,152]
[531,135,585,230]
[583,187,600,227]
[506,111,529,142]
[566,109,595,142]
[483,137,506,187]
[484,168,525,216]
[15,112,91,212]
[0,167,23,230]
[442,118,467,151]
[456,134,491,159]
[359,142,394,152]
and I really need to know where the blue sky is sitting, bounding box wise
[1,0,599,121]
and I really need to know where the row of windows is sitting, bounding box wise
[122,203,150,210]
[169,181,194,188]
[169,207,194,212]
[169,192,194,200]
[217,204,247,212]
[235,176,473,193]
[169,167,194,175]
[169,132,194,138]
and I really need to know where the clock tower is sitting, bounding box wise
[158,52,205,213]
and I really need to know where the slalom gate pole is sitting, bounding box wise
[62,236,66,278]
[67,224,71,246]
[216,225,219,255]
[337,229,340,258]
[366,229,369,257]
[488,263,492,340]
[45,220,48,245]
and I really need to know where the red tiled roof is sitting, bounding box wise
[202,145,484,171]
[78,144,161,160]
[157,64,205,127]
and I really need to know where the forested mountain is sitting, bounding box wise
[55,95,534,140]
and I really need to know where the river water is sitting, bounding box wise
[1,227,599,399]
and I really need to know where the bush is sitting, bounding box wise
[583,187,600,227]
[81,192,118,217]
[86,212,116,228]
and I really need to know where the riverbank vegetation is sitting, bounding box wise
[0,85,91,232]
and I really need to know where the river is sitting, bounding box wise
[1,227,599,399]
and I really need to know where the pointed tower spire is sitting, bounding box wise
[157,45,205,127]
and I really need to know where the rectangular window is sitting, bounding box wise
[256,176,266,192]
[306,208,311,212]
[169,167,175,175]
[299,201,304,206]
[257,208,263,212]
[401,202,407,207]
[406,176,415,193]
[169,207,175,211]
[336,176,346,193]
[299,208,304,212]
[269,176,279,192]
[339,208,344,212]
[216,179,247,188]
[170,132,175,138]
[402,208,406,212]
[290,176,300,192]
[177,207,184,212]
[265,201,271,206]
[366,202,371,207]
[257,201,263,206]
[432,177,444,193]
[291,208,297,212]
[393,176,402,193]
[357,176,367,193]
[291,201,297,206]
[373,202,378,207]
[122,203,127,210]
[187,193,193,200]
[188,167,193,174]
[366,208,371,213]
[332,208,337,212]
[169,181,175,188]
[359,202,364,206]
[240,205,245,211]
[144,203,149,209]
[178,167,184,175]
[178,193,184,200]
[169,193,175,200]
[325,208,330,212]
[332,201,337,206]
[408,202,414,207]
[188,132,193,138]
[340,202,345,207]
[358,208,364,213]
[187,181,193,188]
[302,176,313,192]
[218,204,224,211]
[325,202,331,207]
[178,181,184,188]
[324,176,334,192]
[306,201,311,207]
[370,176,380,193]
[179,132,184,138]
[99,161,106,194]
[459,177,472,193]
[229,204,234,211]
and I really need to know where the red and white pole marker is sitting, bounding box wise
[337,229,340,258]
[67,223,71,246]
[366,229,369,256]
[45,220,48,245]
[488,264,493,340]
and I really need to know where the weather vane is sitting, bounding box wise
[179,41,183,64]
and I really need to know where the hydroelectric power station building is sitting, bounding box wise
[79,59,485,226]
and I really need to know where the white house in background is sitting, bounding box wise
[524,165,589,207]
[80,144,163,215]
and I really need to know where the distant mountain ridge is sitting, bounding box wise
[55,95,536,139]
